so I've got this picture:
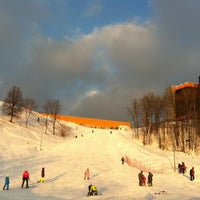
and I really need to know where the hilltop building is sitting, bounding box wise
[165,77,200,121]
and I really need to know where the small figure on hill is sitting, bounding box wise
[21,170,29,188]
[142,174,146,186]
[147,172,153,186]
[178,163,182,173]
[138,170,144,186]
[121,157,125,165]
[178,162,187,174]
[181,162,186,174]
[39,167,45,183]
[190,167,195,181]
[87,184,98,196]
[84,169,90,180]
[3,174,10,190]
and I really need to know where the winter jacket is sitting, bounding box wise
[90,185,98,192]
[22,171,29,179]
[41,168,45,178]
[5,176,10,184]
[148,172,153,183]
[85,169,90,176]
[190,168,195,176]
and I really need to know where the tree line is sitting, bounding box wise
[1,85,61,135]
[127,86,200,153]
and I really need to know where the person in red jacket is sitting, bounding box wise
[21,170,30,188]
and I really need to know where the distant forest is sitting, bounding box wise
[128,85,200,154]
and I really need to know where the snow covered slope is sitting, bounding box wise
[0,112,200,200]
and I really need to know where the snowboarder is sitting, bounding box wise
[121,157,125,165]
[21,170,29,188]
[87,184,98,196]
[3,174,10,190]
[138,170,144,186]
[147,172,153,186]
[39,167,45,183]
[190,167,195,181]
[84,168,90,180]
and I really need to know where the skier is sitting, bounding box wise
[87,184,98,196]
[147,172,153,186]
[190,167,195,181]
[39,167,45,183]
[84,169,90,180]
[138,171,144,186]
[121,157,125,165]
[3,174,10,190]
[21,170,30,188]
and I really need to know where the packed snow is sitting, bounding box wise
[0,106,200,199]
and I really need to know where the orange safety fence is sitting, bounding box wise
[40,113,130,129]
[125,156,165,174]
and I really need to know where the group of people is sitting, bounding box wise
[2,167,45,190]
[83,169,98,196]
[178,162,187,174]
[178,162,195,181]
[138,171,153,186]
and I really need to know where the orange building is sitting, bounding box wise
[57,115,130,129]
[172,81,200,120]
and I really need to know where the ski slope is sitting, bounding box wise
[0,112,200,200]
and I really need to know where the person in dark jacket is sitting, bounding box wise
[3,175,10,190]
[190,167,195,181]
[147,172,153,186]
[39,167,45,183]
[121,157,125,165]
[21,170,29,188]
[138,171,144,186]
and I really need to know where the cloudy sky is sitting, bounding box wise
[0,0,199,121]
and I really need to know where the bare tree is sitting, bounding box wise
[24,98,37,127]
[2,86,24,122]
[43,99,61,135]
[127,99,140,138]
[140,92,156,145]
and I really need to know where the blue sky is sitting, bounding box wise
[0,0,199,121]
[39,0,151,38]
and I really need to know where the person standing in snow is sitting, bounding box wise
[3,174,10,190]
[147,172,153,186]
[190,167,195,181]
[121,157,125,165]
[84,169,90,180]
[142,174,146,186]
[21,170,30,188]
[138,171,144,186]
[39,167,45,183]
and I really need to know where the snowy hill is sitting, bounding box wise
[0,106,200,199]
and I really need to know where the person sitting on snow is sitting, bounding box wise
[87,184,98,196]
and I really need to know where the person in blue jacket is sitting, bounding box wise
[3,174,10,190]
